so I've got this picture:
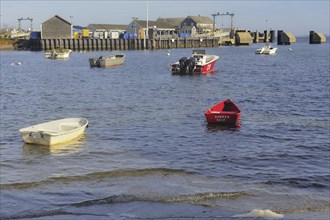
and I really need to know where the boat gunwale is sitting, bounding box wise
[19,118,88,136]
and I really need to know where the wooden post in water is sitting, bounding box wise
[277,30,283,45]
[81,39,85,51]
[110,39,113,50]
[78,39,81,51]
[309,31,314,44]
[88,39,95,50]
[270,30,275,43]
[254,30,259,43]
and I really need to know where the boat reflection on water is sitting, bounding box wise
[205,123,241,132]
[23,134,86,156]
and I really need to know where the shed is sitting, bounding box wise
[235,32,253,45]
[41,15,72,39]
[309,31,326,44]
[277,31,296,45]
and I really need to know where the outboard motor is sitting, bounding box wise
[186,57,196,74]
[179,57,188,74]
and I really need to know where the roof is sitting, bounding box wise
[87,24,127,30]
[42,14,71,25]
[283,32,296,42]
[187,16,213,24]
[236,32,253,41]
[315,32,327,41]
[135,20,175,29]
[156,17,185,27]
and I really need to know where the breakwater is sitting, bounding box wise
[29,38,220,51]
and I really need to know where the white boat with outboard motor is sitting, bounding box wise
[171,49,219,74]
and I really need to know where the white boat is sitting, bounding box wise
[255,43,277,55]
[171,49,219,74]
[89,54,125,68]
[19,118,88,146]
[45,49,72,59]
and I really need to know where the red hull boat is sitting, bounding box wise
[205,99,241,126]
[171,50,219,75]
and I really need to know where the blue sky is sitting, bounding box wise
[1,0,329,36]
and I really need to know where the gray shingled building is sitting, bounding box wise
[180,16,213,34]
[41,15,72,39]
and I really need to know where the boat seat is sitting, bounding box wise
[59,123,79,132]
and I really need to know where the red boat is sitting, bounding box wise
[171,50,219,74]
[205,99,241,126]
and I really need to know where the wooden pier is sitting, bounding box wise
[29,38,220,51]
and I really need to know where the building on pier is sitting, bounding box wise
[41,15,72,39]
[277,30,296,45]
[309,31,327,44]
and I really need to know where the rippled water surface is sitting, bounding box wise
[1,38,329,219]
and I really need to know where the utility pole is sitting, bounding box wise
[146,1,149,39]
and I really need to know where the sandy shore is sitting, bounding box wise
[0,45,14,50]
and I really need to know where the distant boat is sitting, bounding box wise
[89,54,125,68]
[205,99,241,126]
[171,49,219,74]
[255,43,277,55]
[10,62,21,66]
[19,118,88,146]
[45,49,72,59]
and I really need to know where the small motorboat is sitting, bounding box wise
[205,99,241,126]
[19,118,88,146]
[45,49,72,59]
[255,43,277,55]
[171,49,219,74]
[89,54,125,68]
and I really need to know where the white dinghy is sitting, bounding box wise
[19,118,88,146]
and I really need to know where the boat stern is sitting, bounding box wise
[205,110,240,125]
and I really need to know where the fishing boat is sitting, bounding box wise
[19,118,88,146]
[171,49,219,74]
[89,54,125,68]
[45,49,72,59]
[255,43,277,55]
[205,99,241,126]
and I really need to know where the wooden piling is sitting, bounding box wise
[30,37,223,51]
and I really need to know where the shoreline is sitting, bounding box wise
[0,45,14,50]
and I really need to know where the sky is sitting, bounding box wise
[1,0,329,36]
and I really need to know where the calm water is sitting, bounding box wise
[1,38,329,220]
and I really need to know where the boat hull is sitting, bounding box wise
[255,45,277,55]
[90,55,125,68]
[205,111,241,125]
[195,57,218,74]
[171,54,219,75]
[205,99,241,126]
[19,118,88,146]
[45,49,72,59]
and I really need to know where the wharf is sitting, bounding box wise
[29,38,220,51]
